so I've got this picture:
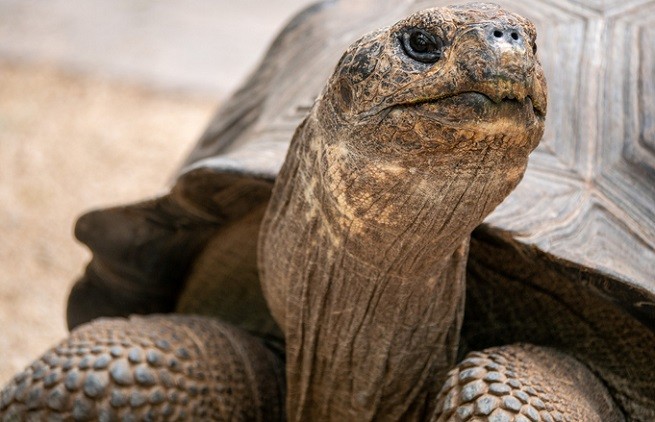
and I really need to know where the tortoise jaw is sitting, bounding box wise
[474,91,545,119]
[382,80,546,122]
[357,75,547,124]
[395,89,544,126]
[482,91,545,119]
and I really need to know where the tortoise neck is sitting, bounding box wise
[259,114,517,420]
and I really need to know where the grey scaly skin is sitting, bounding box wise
[0,316,285,420]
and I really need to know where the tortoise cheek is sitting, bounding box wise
[339,81,353,108]
[325,78,355,119]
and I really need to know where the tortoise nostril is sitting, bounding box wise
[489,27,523,45]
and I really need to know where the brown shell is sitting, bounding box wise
[68,0,655,331]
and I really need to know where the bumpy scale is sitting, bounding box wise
[0,316,284,421]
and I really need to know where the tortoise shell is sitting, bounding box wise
[64,0,655,417]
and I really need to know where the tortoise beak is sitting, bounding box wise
[467,78,547,119]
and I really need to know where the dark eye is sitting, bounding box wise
[401,28,443,64]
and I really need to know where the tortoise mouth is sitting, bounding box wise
[400,90,545,130]
[413,90,544,120]
[465,91,543,118]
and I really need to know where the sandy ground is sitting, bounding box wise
[0,61,215,384]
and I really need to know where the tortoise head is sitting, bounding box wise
[319,2,546,166]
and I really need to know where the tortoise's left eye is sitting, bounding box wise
[401,28,443,64]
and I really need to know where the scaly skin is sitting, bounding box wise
[259,4,547,420]
[434,344,623,421]
[0,316,285,421]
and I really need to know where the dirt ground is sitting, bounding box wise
[0,61,215,384]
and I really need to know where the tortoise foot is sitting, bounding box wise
[0,315,285,421]
[433,343,623,422]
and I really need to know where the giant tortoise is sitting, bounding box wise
[1,1,654,421]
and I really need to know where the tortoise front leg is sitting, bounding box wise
[433,344,623,421]
[0,315,285,421]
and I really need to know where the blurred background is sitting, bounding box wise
[0,0,314,384]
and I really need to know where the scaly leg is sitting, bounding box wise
[433,343,623,421]
[0,315,285,421]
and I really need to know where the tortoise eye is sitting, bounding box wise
[401,28,443,64]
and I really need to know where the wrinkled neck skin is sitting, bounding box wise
[259,100,535,420]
